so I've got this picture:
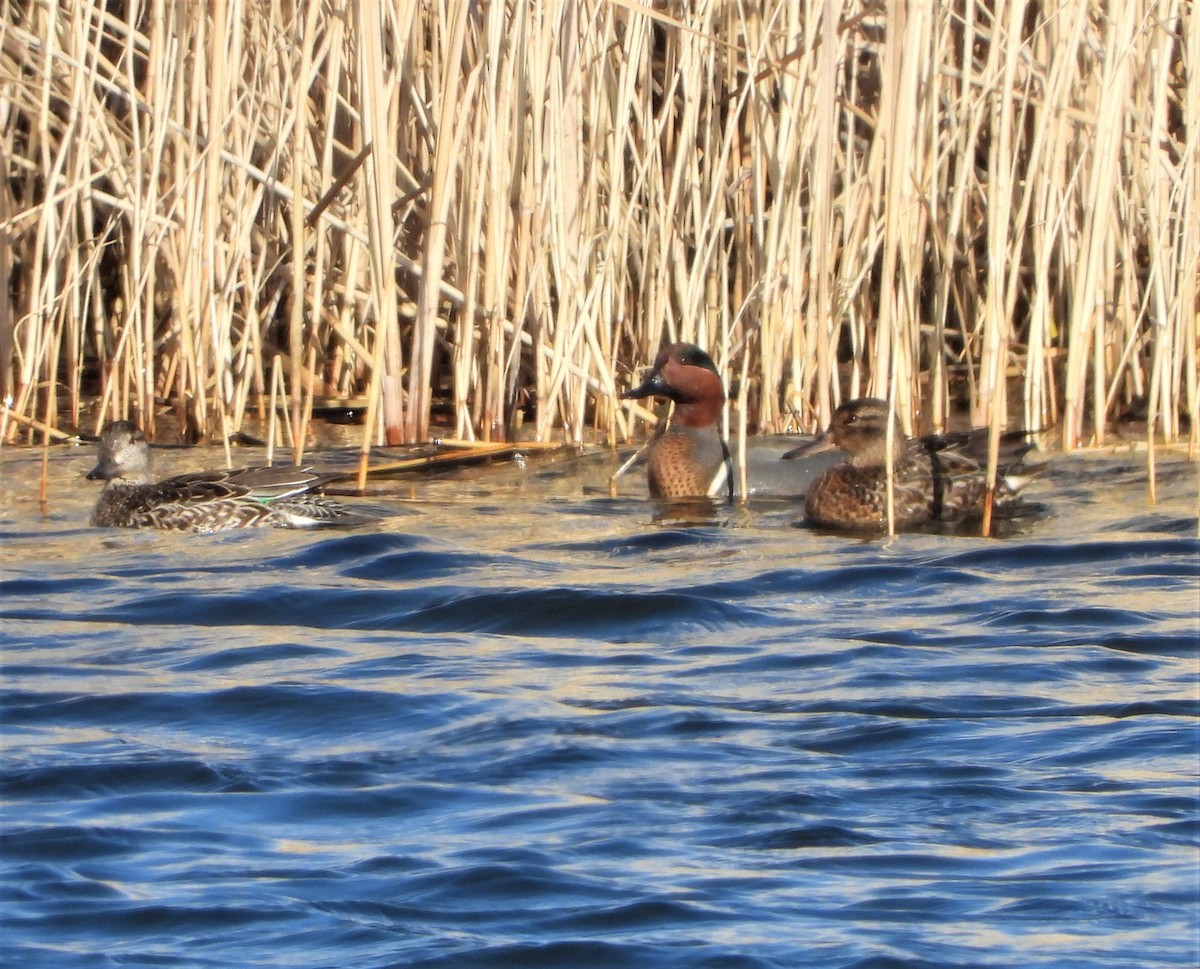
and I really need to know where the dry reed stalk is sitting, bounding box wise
[451,113,483,443]
[295,344,318,466]
[1142,0,1196,490]
[473,1,520,441]
[1185,0,1199,460]
[266,353,281,467]
[978,0,1027,533]
[0,54,12,419]
[353,0,406,466]
[799,0,843,432]
[736,339,750,503]
[38,421,50,514]
[869,1,925,429]
[1025,1,1094,437]
[533,4,586,444]
[884,352,899,539]
[1063,4,1136,449]
[408,0,472,444]
[288,3,314,461]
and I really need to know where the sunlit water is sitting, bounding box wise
[2,439,1198,969]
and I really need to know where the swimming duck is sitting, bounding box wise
[87,420,360,532]
[620,343,732,500]
[789,398,1032,531]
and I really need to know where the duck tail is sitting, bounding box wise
[999,472,1035,497]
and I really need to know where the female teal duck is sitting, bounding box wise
[621,343,732,500]
[791,398,1032,531]
[87,421,361,532]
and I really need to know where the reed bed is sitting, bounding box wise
[1,0,1196,465]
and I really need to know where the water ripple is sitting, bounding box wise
[1,450,1197,969]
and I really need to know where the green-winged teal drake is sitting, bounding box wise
[621,343,732,500]
[87,420,361,532]
[789,398,1032,531]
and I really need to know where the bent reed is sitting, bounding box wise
[1,1,1196,470]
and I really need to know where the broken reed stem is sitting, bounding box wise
[1,403,75,443]
[0,0,1193,471]
[736,346,750,504]
[38,421,50,515]
[296,344,318,466]
[0,399,12,447]
[266,354,281,467]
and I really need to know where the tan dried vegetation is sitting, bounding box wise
[1,1,1196,475]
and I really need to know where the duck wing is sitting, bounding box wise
[920,428,1033,471]
[913,438,1034,521]
[149,466,335,505]
[218,465,339,501]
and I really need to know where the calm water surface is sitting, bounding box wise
[2,440,1198,969]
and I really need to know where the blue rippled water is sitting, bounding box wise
[2,444,1198,968]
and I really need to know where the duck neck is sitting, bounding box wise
[851,428,907,469]
[108,472,152,489]
[671,393,722,430]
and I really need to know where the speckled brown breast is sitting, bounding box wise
[646,425,727,499]
[804,460,936,530]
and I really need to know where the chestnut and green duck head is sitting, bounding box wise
[621,343,730,500]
